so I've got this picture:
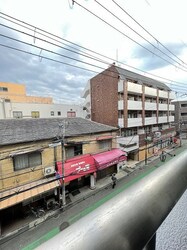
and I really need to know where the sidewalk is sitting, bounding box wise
[1,141,187,242]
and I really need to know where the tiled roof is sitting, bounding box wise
[0,117,118,145]
[115,67,171,91]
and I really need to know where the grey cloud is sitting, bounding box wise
[132,42,186,71]
[0,23,94,104]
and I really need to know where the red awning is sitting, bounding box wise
[92,149,127,170]
[57,154,97,183]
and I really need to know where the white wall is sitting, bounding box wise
[1,102,86,119]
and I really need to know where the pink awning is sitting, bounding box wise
[92,149,127,170]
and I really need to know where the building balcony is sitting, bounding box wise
[128,118,142,127]
[144,86,157,96]
[158,116,168,123]
[159,103,168,111]
[159,90,168,98]
[169,104,175,111]
[118,100,123,110]
[128,100,142,110]
[127,81,142,94]
[169,116,174,122]
[118,118,124,127]
[145,102,157,110]
[144,117,157,125]
[118,80,124,92]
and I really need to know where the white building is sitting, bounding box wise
[0,100,86,119]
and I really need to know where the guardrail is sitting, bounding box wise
[36,150,187,250]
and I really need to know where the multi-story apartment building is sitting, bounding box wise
[82,64,176,161]
[0,117,126,236]
[171,99,187,138]
[0,82,85,119]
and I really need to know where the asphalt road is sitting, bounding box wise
[1,142,187,250]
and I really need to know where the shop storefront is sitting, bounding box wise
[57,154,97,191]
[92,149,127,179]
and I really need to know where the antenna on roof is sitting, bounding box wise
[116,49,121,67]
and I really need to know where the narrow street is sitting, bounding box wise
[1,142,187,250]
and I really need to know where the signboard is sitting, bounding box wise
[57,154,96,183]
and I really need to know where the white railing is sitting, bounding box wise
[145,102,157,110]
[144,86,157,96]
[127,81,142,93]
[128,100,142,110]
[145,117,157,125]
[128,118,142,127]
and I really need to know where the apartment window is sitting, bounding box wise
[31,111,40,118]
[181,104,187,108]
[13,111,23,118]
[66,144,83,159]
[51,111,54,116]
[118,92,124,100]
[0,87,8,92]
[181,113,187,116]
[118,110,124,118]
[123,128,137,137]
[58,111,61,116]
[99,140,111,150]
[13,151,42,171]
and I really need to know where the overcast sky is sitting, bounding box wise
[0,0,187,104]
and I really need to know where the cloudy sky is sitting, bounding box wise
[0,0,187,104]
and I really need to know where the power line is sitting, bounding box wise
[73,0,187,73]
[0,12,187,91]
[112,0,187,67]
[94,0,187,70]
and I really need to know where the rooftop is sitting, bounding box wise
[0,117,118,145]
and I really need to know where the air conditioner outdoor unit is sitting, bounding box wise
[44,166,55,176]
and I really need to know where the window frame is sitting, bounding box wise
[13,151,42,171]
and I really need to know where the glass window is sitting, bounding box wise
[31,111,40,118]
[13,111,23,118]
[99,140,111,150]
[58,111,61,116]
[0,87,8,92]
[13,151,42,171]
[51,111,54,116]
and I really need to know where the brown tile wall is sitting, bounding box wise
[91,65,119,127]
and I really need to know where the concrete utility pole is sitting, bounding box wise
[59,123,66,207]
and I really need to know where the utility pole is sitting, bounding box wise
[59,122,66,208]
[144,127,152,165]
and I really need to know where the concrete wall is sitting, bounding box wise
[0,102,86,119]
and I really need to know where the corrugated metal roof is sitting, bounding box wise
[0,117,118,146]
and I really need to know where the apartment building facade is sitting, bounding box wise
[82,64,176,161]
[171,99,187,138]
[0,117,127,236]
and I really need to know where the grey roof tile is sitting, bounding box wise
[0,117,118,145]
[115,67,171,91]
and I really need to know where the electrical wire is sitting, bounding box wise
[94,0,187,71]
[0,12,187,91]
[73,0,187,73]
[112,0,187,67]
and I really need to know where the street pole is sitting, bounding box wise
[145,138,148,165]
[60,123,66,207]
